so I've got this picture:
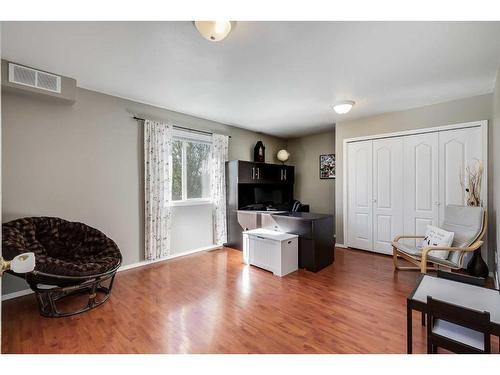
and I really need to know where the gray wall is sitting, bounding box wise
[287,129,335,230]
[3,79,497,294]
[493,66,500,282]
[1,87,286,295]
[335,94,493,257]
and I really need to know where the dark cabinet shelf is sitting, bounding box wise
[237,161,294,184]
[226,160,295,250]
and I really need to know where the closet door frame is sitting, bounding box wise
[342,120,488,250]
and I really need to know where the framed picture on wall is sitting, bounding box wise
[320,154,335,179]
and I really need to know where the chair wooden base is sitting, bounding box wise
[393,247,440,273]
[30,272,117,318]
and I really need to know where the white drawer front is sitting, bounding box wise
[248,236,278,272]
[246,235,298,276]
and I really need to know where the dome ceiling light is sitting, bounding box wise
[333,100,355,114]
[194,21,233,42]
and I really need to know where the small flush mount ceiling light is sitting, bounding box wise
[194,21,233,42]
[333,100,355,114]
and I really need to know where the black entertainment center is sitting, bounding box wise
[225,160,334,272]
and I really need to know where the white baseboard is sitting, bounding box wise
[118,244,220,272]
[336,243,348,249]
[2,244,221,302]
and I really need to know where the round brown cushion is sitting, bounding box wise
[2,217,122,282]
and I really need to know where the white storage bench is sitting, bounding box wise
[242,228,299,277]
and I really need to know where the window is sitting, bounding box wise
[171,131,211,202]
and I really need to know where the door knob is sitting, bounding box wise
[0,253,36,276]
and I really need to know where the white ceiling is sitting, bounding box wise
[2,21,500,137]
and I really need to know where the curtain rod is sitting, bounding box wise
[132,116,231,138]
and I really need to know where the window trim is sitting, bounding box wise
[172,131,212,202]
[173,128,212,144]
[181,140,188,201]
[170,198,212,207]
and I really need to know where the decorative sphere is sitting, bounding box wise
[277,149,290,162]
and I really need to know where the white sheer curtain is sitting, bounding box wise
[210,134,229,246]
[144,119,173,260]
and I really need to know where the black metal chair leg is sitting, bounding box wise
[88,281,98,308]
[32,272,117,318]
[47,290,59,316]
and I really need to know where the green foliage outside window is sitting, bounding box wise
[172,139,210,201]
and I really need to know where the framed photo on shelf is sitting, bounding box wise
[319,154,335,179]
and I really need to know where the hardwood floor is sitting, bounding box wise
[0,247,478,353]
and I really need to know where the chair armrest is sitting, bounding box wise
[393,235,425,242]
[421,241,484,263]
[447,240,484,253]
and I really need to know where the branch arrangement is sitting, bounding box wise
[460,159,484,207]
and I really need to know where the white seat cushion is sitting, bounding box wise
[392,241,421,256]
[392,241,460,268]
[433,319,485,350]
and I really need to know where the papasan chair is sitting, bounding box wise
[2,217,122,317]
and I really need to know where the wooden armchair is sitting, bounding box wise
[392,205,486,274]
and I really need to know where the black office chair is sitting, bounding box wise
[291,200,309,212]
[426,296,491,354]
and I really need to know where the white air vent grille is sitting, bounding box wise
[37,71,60,92]
[8,63,61,93]
[12,65,36,86]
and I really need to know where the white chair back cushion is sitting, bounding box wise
[441,205,484,264]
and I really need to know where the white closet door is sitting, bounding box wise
[347,140,373,251]
[438,127,482,223]
[372,138,404,254]
[403,133,439,246]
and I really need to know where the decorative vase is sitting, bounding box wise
[254,141,265,163]
[467,248,489,278]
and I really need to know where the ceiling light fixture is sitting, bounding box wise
[194,21,233,42]
[333,100,355,114]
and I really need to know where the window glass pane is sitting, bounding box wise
[172,140,183,201]
[186,142,211,199]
